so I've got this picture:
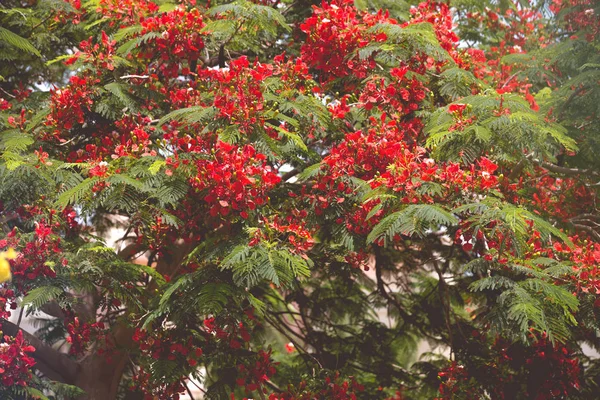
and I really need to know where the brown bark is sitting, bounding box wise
[1,239,196,399]
[73,355,127,399]
[1,320,80,384]
[70,239,194,399]
[73,325,133,400]
[2,319,133,399]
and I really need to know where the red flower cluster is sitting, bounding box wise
[524,336,581,399]
[344,250,371,270]
[65,316,106,355]
[272,54,314,92]
[97,0,160,26]
[44,75,96,137]
[0,98,11,110]
[403,1,462,69]
[132,328,201,361]
[437,334,581,399]
[311,114,500,243]
[68,31,117,71]
[203,317,252,350]
[360,67,427,117]
[138,7,206,77]
[198,56,273,135]
[0,288,17,321]
[556,239,600,295]
[1,223,64,282]
[447,104,477,131]
[490,335,581,400]
[269,373,365,400]
[436,362,481,400]
[551,0,599,42]
[130,367,188,400]
[464,6,546,110]
[381,151,499,197]
[321,118,410,183]
[527,174,593,222]
[340,201,384,237]
[300,0,393,80]
[236,349,277,394]
[191,142,280,218]
[53,0,84,24]
[0,330,36,388]
[253,214,315,253]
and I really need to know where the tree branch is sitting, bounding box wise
[560,85,588,115]
[536,160,599,177]
[507,158,527,180]
[571,223,600,241]
[373,246,412,323]
[432,259,454,355]
[1,319,80,384]
[522,152,600,178]
[282,168,299,182]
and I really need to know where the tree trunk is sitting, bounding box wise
[74,324,134,399]
[74,354,128,400]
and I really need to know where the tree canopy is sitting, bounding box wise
[1,0,600,399]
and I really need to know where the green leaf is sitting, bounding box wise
[296,163,322,182]
[0,27,41,57]
[159,275,193,307]
[46,53,76,66]
[265,122,308,152]
[158,106,217,127]
[55,177,99,207]
[113,25,143,42]
[247,293,266,316]
[104,82,140,113]
[196,283,233,314]
[0,129,34,152]
[469,276,516,292]
[116,32,160,56]
[25,387,50,400]
[21,286,63,309]
[149,160,166,175]
[367,204,458,244]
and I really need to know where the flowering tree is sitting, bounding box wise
[1,0,599,398]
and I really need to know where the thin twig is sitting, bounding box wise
[0,87,16,99]
[433,259,453,357]
[572,223,600,241]
[183,381,195,400]
[17,307,25,328]
[187,378,207,395]
[120,75,150,80]
[501,72,520,89]
[281,0,300,15]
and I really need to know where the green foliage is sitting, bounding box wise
[425,92,577,163]
[362,22,452,67]
[367,204,458,244]
[0,26,41,57]
[158,106,218,127]
[220,243,312,288]
[470,268,579,344]
[454,197,573,257]
[438,67,485,101]
[203,0,290,56]
[116,32,161,57]
[104,83,141,113]
[1,0,599,398]
[21,286,63,309]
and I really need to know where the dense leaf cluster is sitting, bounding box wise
[1,0,599,399]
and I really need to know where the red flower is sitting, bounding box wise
[448,103,467,113]
[284,342,295,353]
[0,330,36,388]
